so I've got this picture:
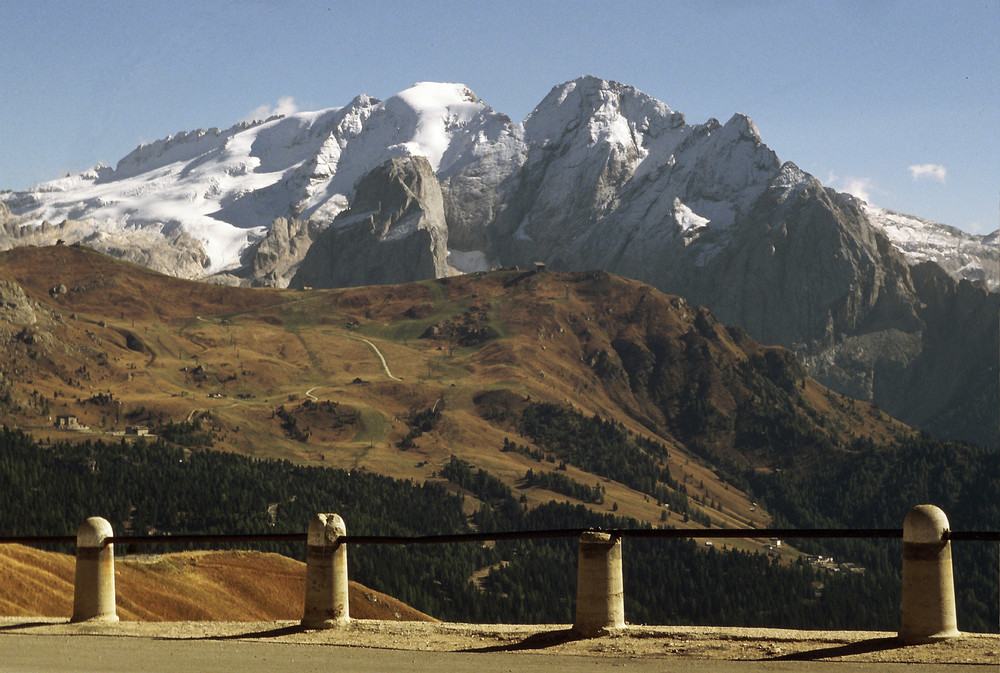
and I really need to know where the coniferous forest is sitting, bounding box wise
[0,426,995,632]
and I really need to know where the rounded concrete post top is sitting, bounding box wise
[903,505,950,544]
[307,513,347,545]
[580,530,614,544]
[77,517,114,547]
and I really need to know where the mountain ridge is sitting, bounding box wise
[1,77,995,447]
[3,77,993,288]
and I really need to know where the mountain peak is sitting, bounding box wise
[523,76,677,147]
[772,161,812,193]
[531,75,675,117]
[722,113,762,143]
[113,120,266,181]
[366,82,492,174]
[392,81,481,110]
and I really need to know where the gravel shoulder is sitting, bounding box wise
[0,617,995,666]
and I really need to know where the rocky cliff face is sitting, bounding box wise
[291,156,451,288]
[244,217,323,288]
[0,206,211,279]
[657,166,926,404]
[417,80,995,445]
[0,280,37,326]
[889,263,999,446]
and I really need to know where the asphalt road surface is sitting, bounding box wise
[0,632,988,673]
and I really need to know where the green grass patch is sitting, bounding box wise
[417,278,448,305]
[356,319,436,343]
[356,302,476,344]
[351,406,391,444]
[274,295,342,334]
[485,313,510,339]
[479,380,530,393]
[420,354,473,381]
[279,306,320,334]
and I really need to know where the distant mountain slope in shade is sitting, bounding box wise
[1,77,996,448]
[0,544,435,622]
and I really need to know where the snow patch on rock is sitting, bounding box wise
[863,203,998,290]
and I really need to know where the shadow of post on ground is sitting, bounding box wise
[460,628,581,653]
[767,636,917,661]
[167,624,310,642]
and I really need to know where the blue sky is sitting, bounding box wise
[2,1,997,234]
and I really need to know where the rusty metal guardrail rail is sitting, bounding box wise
[1,506,996,639]
[1,527,998,547]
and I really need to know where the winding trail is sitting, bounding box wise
[187,400,244,423]
[346,335,403,381]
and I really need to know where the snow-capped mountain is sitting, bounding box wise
[1,77,996,447]
[0,82,517,278]
[861,203,998,290]
[3,78,993,288]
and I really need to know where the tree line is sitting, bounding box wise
[0,425,995,631]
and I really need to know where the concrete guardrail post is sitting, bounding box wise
[301,513,350,628]
[899,504,960,641]
[573,531,625,636]
[70,517,118,623]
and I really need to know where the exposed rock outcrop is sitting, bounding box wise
[243,217,324,287]
[291,156,451,288]
[0,280,37,325]
[0,212,210,279]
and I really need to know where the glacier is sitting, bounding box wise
[0,76,994,292]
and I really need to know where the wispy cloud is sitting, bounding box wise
[242,96,298,123]
[824,171,879,204]
[825,172,877,204]
[907,163,947,183]
[842,177,877,203]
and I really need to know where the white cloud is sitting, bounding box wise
[823,171,876,204]
[840,176,877,204]
[907,163,947,183]
[964,221,989,235]
[242,96,298,123]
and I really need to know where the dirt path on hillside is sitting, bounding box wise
[345,335,402,381]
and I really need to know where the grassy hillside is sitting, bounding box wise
[0,544,434,622]
[1,245,993,631]
[0,245,907,541]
